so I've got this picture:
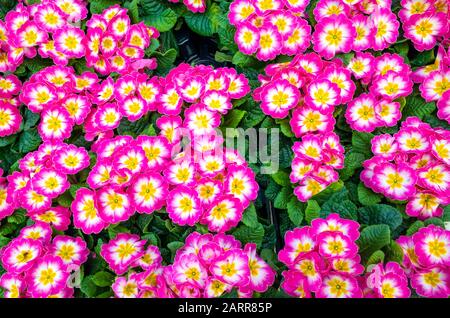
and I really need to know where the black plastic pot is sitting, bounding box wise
[174,28,227,67]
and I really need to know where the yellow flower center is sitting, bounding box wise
[415,20,433,38]
[357,105,375,120]
[57,245,75,261]
[117,243,136,259]
[139,182,156,201]
[325,28,343,46]
[39,268,57,286]
[64,35,79,50]
[220,263,237,277]
[210,202,230,220]
[259,34,273,50]
[386,173,404,189]
[328,278,348,297]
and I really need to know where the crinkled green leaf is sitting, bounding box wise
[358,204,403,232]
[357,225,391,259]
[287,197,304,226]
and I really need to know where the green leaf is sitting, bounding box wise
[232,52,256,68]
[402,95,436,120]
[69,184,85,198]
[23,109,40,130]
[271,170,291,187]
[358,204,403,232]
[0,0,15,19]
[23,57,53,73]
[92,271,115,287]
[96,291,114,298]
[0,135,17,147]
[159,31,179,52]
[312,180,344,204]
[141,0,178,32]
[124,0,140,23]
[232,223,265,248]
[264,180,281,201]
[153,48,177,73]
[142,233,159,247]
[352,132,374,158]
[241,101,265,128]
[406,220,425,236]
[242,203,259,228]
[391,42,409,61]
[89,0,121,14]
[18,129,41,153]
[340,151,366,181]
[167,241,184,260]
[0,235,10,248]
[137,214,154,233]
[215,51,233,63]
[357,183,382,206]
[7,210,26,224]
[221,289,239,298]
[367,250,385,266]
[0,148,21,173]
[107,225,130,239]
[336,52,355,65]
[321,193,358,220]
[117,115,152,137]
[423,114,450,130]
[274,187,291,209]
[184,8,216,36]
[287,197,304,226]
[443,205,450,222]
[424,217,445,228]
[411,49,434,67]
[305,200,321,224]
[357,225,391,259]
[57,191,73,208]
[80,276,98,297]
[0,223,17,236]
[260,248,280,271]
[279,119,294,137]
[223,109,246,128]
[385,241,404,264]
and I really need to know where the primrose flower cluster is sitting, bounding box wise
[84,5,159,75]
[253,54,349,202]
[291,132,344,202]
[400,0,449,52]
[19,65,98,141]
[0,1,158,73]
[255,53,355,120]
[18,64,203,143]
[168,0,206,13]
[415,45,450,124]
[228,0,404,61]
[397,225,450,298]
[76,63,250,142]
[345,52,413,132]
[82,128,258,234]
[279,213,365,298]
[361,261,411,298]
[0,141,89,224]
[102,232,275,298]
[0,222,89,298]
[311,0,400,59]
[229,0,312,61]
[0,74,22,137]
[0,0,88,72]
[279,214,415,298]
[361,117,450,220]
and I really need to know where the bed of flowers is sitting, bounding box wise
[0,0,449,299]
